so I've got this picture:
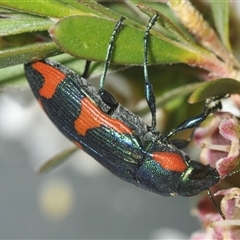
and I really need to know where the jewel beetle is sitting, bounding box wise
[24,15,222,197]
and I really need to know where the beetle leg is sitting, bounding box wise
[166,98,222,139]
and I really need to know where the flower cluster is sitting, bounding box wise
[191,112,240,239]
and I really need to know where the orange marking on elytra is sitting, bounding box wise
[152,152,187,172]
[32,62,66,98]
[74,98,133,136]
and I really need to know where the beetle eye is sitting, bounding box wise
[188,164,209,180]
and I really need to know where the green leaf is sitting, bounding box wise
[51,15,214,66]
[211,0,231,50]
[0,0,83,18]
[37,146,78,173]
[188,78,240,103]
[0,13,52,36]
[0,42,60,68]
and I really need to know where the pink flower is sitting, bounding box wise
[191,112,240,239]
[194,112,240,176]
[190,188,240,239]
[190,195,222,240]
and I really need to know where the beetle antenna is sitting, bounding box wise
[207,168,240,220]
[207,189,225,219]
[143,14,158,129]
[99,17,125,90]
[221,169,240,179]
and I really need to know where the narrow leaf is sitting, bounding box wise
[0,0,83,18]
[188,78,240,103]
[37,146,78,173]
[211,0,231,51]
[0,42,60,68]
[59,0,112,18]
[0,13,52,36]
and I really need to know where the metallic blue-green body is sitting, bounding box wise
[24,59,220,197]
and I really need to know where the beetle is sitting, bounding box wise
[24,15,221,197]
